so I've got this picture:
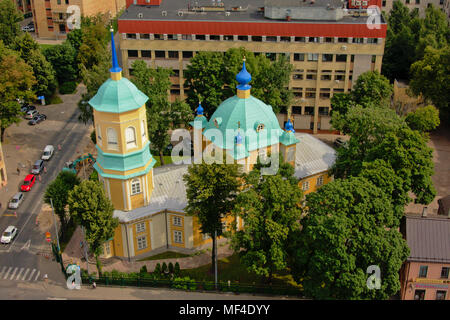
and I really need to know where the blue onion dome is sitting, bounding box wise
[236,59,252,90]
[235,131,243,145]
[109,27,122,74]
[285,119,295,133]
[196,102,204,116]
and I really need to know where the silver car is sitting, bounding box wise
[31,159,44,175]
[8,193,24,209]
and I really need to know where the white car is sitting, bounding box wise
[8,192,24,209]
[41,145,54,161]
[1,226,18,244]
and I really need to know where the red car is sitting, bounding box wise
[21,174,36,192]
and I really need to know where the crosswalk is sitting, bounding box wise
[0,266,41,282]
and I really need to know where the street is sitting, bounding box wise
[0,86,92,289]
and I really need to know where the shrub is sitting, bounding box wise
[174,262,181,277]
[153,263,161,275]
[168,262,174,274]
[89,170,98,181]
[172,276,196,291]
[59,81,77,94]
[90,130,96,144]
[162,262,168,275]
[140,265,148,274]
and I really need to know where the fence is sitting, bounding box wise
[80,275,303,297]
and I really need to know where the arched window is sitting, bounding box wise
[131,178,141,195]
[107,128,118,150]
[96,124,102,146]
[141,120,147,142]
[125,126,137,149]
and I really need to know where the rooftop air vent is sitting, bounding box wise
[225,11,230,16]
[137,12,143,18]
[162,10,167,16]
[178,11,183,16]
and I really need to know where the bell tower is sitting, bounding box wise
[89,28,156,211]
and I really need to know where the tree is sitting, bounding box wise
[43,171,80,237]
[231,159,302,283]
[77,17,109,71]
[0,0,23,47]
[288,177,410,300]
[68,180,118,274]
[0,42,36,142]
[183,159,242,274]
[43,42,79,85]
[66,28,83,53]
[351,71,393,107]
[332,105,436,205]
[409,45,450,117]
[329,93,354,117]
[405,105,440,132]
[12,33,57,98]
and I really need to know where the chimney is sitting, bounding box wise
[422,206,428,218]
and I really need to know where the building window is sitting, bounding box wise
[266,53,276,61]
[223,35,233,41]
[256,123,265,132]
[168,51,179,59]
[137,236,147,250]
[338,37,348,43]
[441,267,449,278]
[292,106,302,114]
[209,35,220,41]
[295,37,305,42]
[141,120,147,141]
[167,34,178,40]
[307,53,319,61]
[280,36,290,42]
[266,36,277,42]
[419,265,428,278]
[306,74,317,80]
[335,75,345,81]
[436,291,446,300]
[304,106,314,115]
[181,34,192,40]
[293,73,303,80]
[174,230,183,244]
[128,50,138,58]
[136,222,145,233]
[125,127,137,149]
[336,54,347,62]
[238,35,248,41]
[308,37,319,43]
[319,107,330,115]
[352,37,364,43]
[367,38,378,44]
[302,181,310,191]
[182,51,193,59]
[140,33,150,39]
[155,50,165,58]
[322,54,333,62]
[414,290,426,300]
[195,34,206,41]
[321,74,332,81]
[141,50,151,58]
[294,53,305,61]
[126,33,137,39]
[107,128,118,150]
[325,37,333,43]
[173,216,182,226]
[316,176,324,186]
[104,242,111,255]
[131,178,141,195]
[415,0,420,4]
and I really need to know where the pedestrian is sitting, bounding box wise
[17,167,20,175]
[92,281,96,289]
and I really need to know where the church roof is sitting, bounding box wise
[88,77,149,114]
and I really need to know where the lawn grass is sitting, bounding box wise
[153,155,174,168]
[180,253,302,289]
[137,251,190,261]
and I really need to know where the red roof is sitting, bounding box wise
[118,20,387,38]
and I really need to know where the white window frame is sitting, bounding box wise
[104,242,111,255]
[174,230,183,243]
[302,181,310,191]
[136,222,145,233]
[125,126,137,149]
[137,236,147,250]
[173,216,182,227]
[131,178,141,195]
[107,128,119,150]
[317,175,324,187]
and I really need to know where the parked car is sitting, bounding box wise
[1,226,18,244]
[334,137,348,148]
[21,25,34,32]
[21,104,36,113]
[8,193,24,209]
[31,159,44,175]
[41,145,54,161]
[25,109,38,119]
[28,114,47,125]
[21,174,36,192]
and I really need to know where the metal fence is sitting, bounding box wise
[81,275,303,297]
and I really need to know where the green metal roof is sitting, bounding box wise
[88,78,149,114]
[94,158,156,180]
[280,131,300,146]
[189,115,208,129]
[203,95,283,153]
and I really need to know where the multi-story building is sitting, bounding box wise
[16,0,33,15]
[0,141,7,189]
[381,0,445,17]
[30,0,126,39]
[443,0,450,19]
[400,215,450,300]
[118,0,387,134]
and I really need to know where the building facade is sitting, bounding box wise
[400,216,450,300]
[118,0,387,134]
[381,0,445,17]
[30,0,126,39]
[16,0,33,15]
[0,141,7,189]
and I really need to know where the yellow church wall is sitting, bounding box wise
[298,171,333,196]
[108,178,126,211]
[96,161,154,179]
[112,225,124,257]
[169,213,185,248]
[132,220,152,256]
[130,192,145,209]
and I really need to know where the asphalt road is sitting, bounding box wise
[0,91,91,289]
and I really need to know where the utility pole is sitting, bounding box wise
[81,226,89,275]
[49,198,60,252]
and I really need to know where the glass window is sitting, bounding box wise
[336,54,347,62]
[325,37,333,43]
[441,267,449,278]
[155,50,165,58]
[309,37,319,43]
[266,36,277,42]
[322,54,333,62]
[338,37,348,43]
[168,51,179,59]
[436,291,446,300]
[307,53,318,61]
[141,50,151,58]
[125,127,137,149]
[182,51,193,59]
[209,35,220,41]
[302,181,309,191]
[237,35,248,41]
[173,216,182,226]
[174,231,183,243]
[414,290,425,300]
[319,106,330,114]
[131,178,141,195]
[316,176,324,186]
[136,222,145,233]
[126,33,136,39]
[140,33,150,39]
[367,38,378,44]
[304,107,314,115]
[137,236,147,250]
[104,242,111,255]
[195,34,206,40]
[294,53,305,61]
[295,37,305,42]
[128,50,138,58]
[419,266,428,278]
[292,106,302,114]
[107,128,118,150]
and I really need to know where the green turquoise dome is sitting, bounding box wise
[89,78,149,113]
[203,95,283,158]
